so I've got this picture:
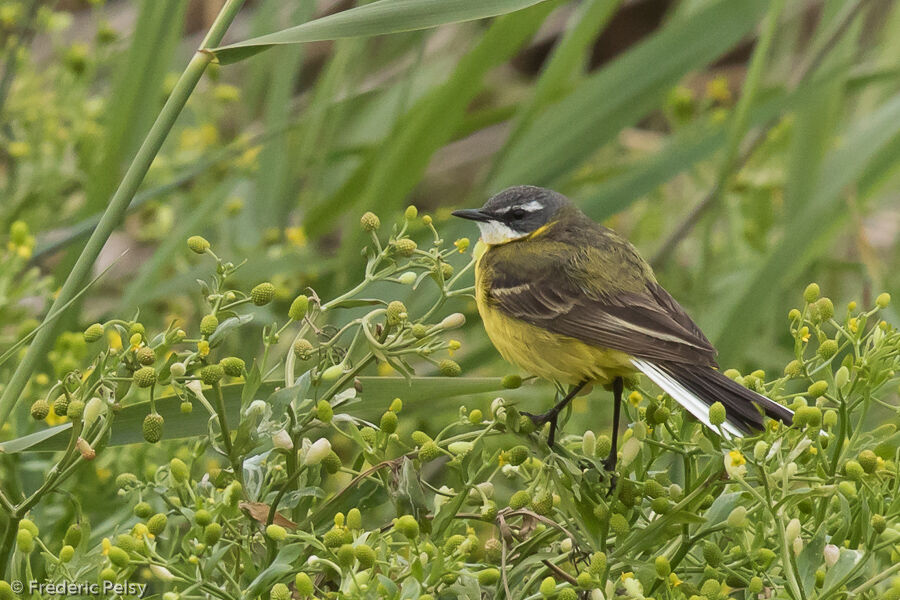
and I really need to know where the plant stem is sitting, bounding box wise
[0,516,19,579]
[0,0,246,429]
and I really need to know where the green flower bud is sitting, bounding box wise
[142,413,164,443]
[843,460,864,481]
[419,442,442,462]
[59,544,75,562]
[64,524,83,547]
[815,570,826,588]
[295,572,314,595]
[754,548,776,568]
[411,323,428,338]
[265,524,287,541]
[557,589,577,600]
[250,282,276,306]
[823,409,838,428]
[595,434,612,458]
[180,401,193,414]
[784,360,803,377]
[858,450,877,474]
[187,236,210,254]
[818,339,838,359]
[380,411,398,434]
[540,576,556,597]
[16,529,33,553]
[838,480,857,498]
[443,534,465,554]
[484,538,502,563]
[876,292,891,308]
[355,543,376,568]
[411,430,431,445]
[394,515,419,539]
[509,490,530,510]
[748,577,763,593]
[506,445,529,466]
[709,402,726,426]
[870,513,886,534]
[53,394,69,417]
[609,513,629,537]
[220,357,245,377]
[289,295,309,321]
[200,364,225,385]
[203,523,222,545]
[439,359,461,377]
[64,399,84,421]
[389,397,403,413]
[588,551,607,576]
[345,508,362,531]
[398,271,417,285]
[147,513,167,536]
[576,571,594,589]
[30,399,49,421]
[477,568,500,586]
[200,314,219,336]
[531,490,553,516]
[804,283,820,303]
[702,541,722,566]
[108,546,129,567]
[834,366,849,389]
[169,458,189,483]
[99,567,117,583]
[84,323,105,342]
[18,520,37,537]
[133,366,157,388]
[386,300,407,326]
[795,406,822,429]
[0,581,14,600]
[405,205,418,220]
[360,212,381,231]
[270,583,291,600]
[814,297,834,321]
[807,380,828,397]
[393,238,417,257]
[293,339,314,360]
[726,506,747,529]
[321,364,343,381]
[194,509,212,527]
[501,374,522,389]
[654,556,671,578]
[322,450,342,474]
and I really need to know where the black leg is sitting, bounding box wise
[523,380,588,446]
[602,377,624,471]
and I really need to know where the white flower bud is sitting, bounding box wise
[753,440,769,461]
[591,590,606,600]
[824,544,839,567]
[792,536,803,556]
[83,397,104,427]
[834,366,849,389]
[560,538,572,552]
[490,397,505,418]
[448,441,474,455]
[398,271,417,285]
[272,429,293,450]
[785,518,801,544]
[620,437,641,467]
[582,430,596,456]
[786,462,798,478]
[303,438,332,466]
[501,464,519,478]
[170,362,186,377]
[475,481,494,498]
[150,565,175,581]
[440,313,466,330]
[247,400,267,416]
[434,486,454,513]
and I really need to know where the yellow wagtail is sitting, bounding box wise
[453,186,793,467]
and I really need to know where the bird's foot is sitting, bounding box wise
[602,452,618,493]
[521,410,560,447]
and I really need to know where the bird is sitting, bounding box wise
[453,185,793,468]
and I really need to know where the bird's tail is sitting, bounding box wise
[631,358,793,439]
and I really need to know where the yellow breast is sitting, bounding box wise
[474,245,635,386]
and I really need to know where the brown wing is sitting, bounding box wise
[481,230,718,367]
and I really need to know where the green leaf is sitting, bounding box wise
[244,543,305,598]
[432,490,467,538]
[0,423,72,454]
[489,0,768,189]
[209,0,552,64]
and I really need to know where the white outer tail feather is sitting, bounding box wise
[631,358,744,440]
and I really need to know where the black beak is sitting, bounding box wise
[451,208,491,222]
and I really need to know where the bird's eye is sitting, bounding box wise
[510,208,526,220]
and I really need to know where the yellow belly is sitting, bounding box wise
[474,252,635,386]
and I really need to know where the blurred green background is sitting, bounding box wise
[2,0,899,430]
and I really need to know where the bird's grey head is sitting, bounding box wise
[452,186,570,245]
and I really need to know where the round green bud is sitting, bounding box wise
[871,514,886,534]
[30,399,49,421]
[788,308,802,321]
[115,472,137,490]
[180,401,193,414]
[654,556,671,578]
[395,515,419,539]
[322,450,342,474]
[596,434,612,458]
[64,524,82,547]
[708,402,726,426]
[250,282,276,306]
[576,571,594,589]
[439,359,461,377]
[295,573,314,595]
[355,544,376,568]
[133,366,157,388]
[481,500,498,522]
[53,394,69,417]
[726,506,747,529]
[312,400,333,424]
[501,374,522,389]
[484,538,502,563]
[16,529,33,553]
[133,501,153,519]
[468,409,483,424]
[876,292,891,308]
[610,513,629,537]
[823,409,838,428]
[321,364,343,381]
[270,583,291,600]
[147,513,167,536]
[115,535,136,553]
[59,544,75,562]
[644,480,666,499]
[540,577,556,597]
[834,366,849,389]
[200,364,225,385]
[858,450,877,474]
[360,212,380,231]
[142,413,164,443]
[807,380,828,397]
[289,295,309,321]
[443,534,465,554]
[419,442,442,463]
[359,427,376,445]
[108,546,129,568]
[702,541,722,567]
[99,567,117,583]
[754,548,776,568]
[18,520,37,537]
[134,346,155,366]
[748,576,763,593]
[509,490,530,510]
[650,405,670,424]
[219,357,244,377]
[651,497,670,514]
[507,445,529,466]
[0,581,15,600]
[187,236,210,254]
[411,430,431,445]
[389,397,403,413]
[386,300,407,326]
[393,238,417,257]
[804,283,820,304]
[64,399,84,421]
[818,340,838,359]
[843,460,864,481]
[194,509,212,527]
[265,524,287,541]
[557,588,577,600]
[587,551,607,576]
[169,458,189,483]
[204,523,223,545]
[477,567,500,586]
[795,406,822,429]
[293,339,314,360]
[405,205,418,220]
[815,570,826,588]
[129,323,145,337]
[200,314,218,336]
[814,297,834,321]
[84,323,105,342]
[411,324,428,338]
[380,411,398,434]
[346,508,362,531]
[784,360,803,377]
[838,480,857,498]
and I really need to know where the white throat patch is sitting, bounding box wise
[476,220,527,245]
